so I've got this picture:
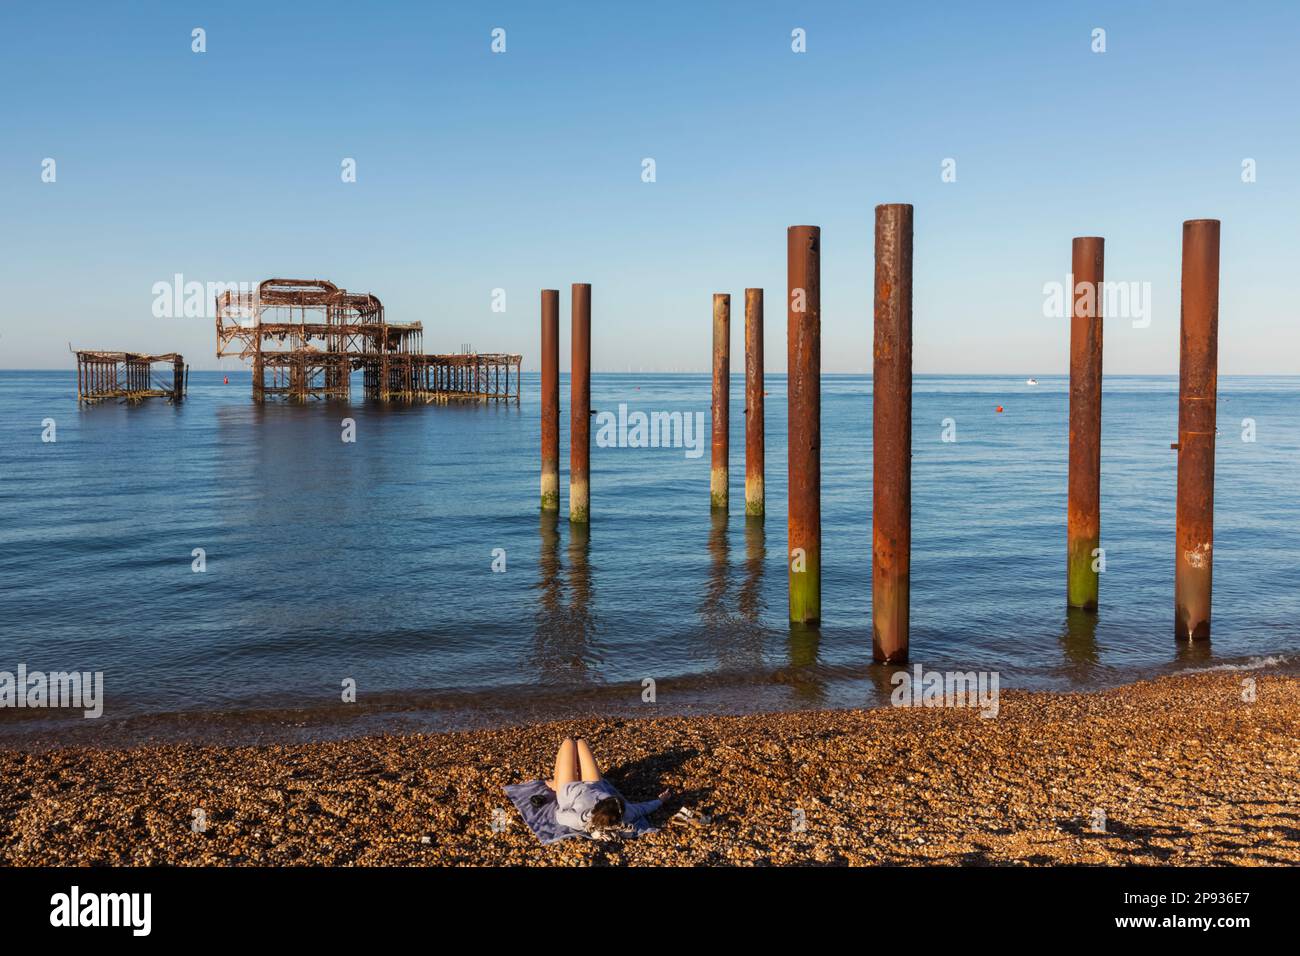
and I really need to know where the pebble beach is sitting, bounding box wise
[1,671,1296,866]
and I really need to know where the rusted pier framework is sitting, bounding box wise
[75,350,186,404]
[361,352,524,403]
[216,278,520,403]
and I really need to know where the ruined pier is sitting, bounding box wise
[215,278,521,403]
[75,350,186,404]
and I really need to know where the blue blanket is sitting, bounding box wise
[504,779,659,845]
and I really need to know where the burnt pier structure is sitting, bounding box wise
[75,350,187,404]
[216,278,521,403]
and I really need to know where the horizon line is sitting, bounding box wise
[4,368,1300,378]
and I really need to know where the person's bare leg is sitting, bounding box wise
[551,738,577,791]
[576,738,603,782]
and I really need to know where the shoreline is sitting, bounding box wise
[3,654,1293,751]
[1,671,1297,866]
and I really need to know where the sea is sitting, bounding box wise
[1,370,1296,746]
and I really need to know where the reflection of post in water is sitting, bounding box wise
[738,516,765,622]
[1059,607,1100,671]
[1172,636,1213,670]
[706,514,768,671]
[531,512,596,683]
[700,511,729,621]
[785,623,824,706]
[538,510,562,615]
[787,624,819,667]
[531,509,576,682]
[567,520,593,628]
[866,663,907,709]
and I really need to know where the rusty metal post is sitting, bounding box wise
[711,294,730,512]
[872,204,913,663]
[540,290,560,511]
[744,288,764,517]
[252,332,264,403]
[570,283,592,523]
[787,226,820,624]
[1068,237,1104,610]
[1175,220,1220,640]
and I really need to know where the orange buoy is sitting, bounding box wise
[996,405,1004,413]
[223,376,229,384]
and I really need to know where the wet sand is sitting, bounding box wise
[1,671,1296,866]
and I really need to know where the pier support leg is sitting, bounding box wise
[872,204,913,663]
[252,353,264,403]
[744,288,764,517]
[540,290,560,511]
[787,226,821,625]
[711,293,730,512]
[1175,219,1220,641]
[1068,237,1104,610]
[570,283,591,523]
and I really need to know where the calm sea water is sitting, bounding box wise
[1,370,1297,745]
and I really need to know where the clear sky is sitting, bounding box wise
[2,1,1297,373]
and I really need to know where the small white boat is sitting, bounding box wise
[1026,378,1039,386]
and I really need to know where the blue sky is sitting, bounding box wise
[2,1,1297,372]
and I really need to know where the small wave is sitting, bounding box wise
[1175,655,1290,674]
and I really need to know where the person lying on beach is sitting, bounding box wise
[545,737,670,832]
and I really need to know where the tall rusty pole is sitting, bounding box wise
[787,226,821,625]
[711,294,731,512]
[1175,220,1220,641]
[744,288,765,517]
[570,283,591,523]
[872,204,913,663]
[540,289,560,511]
[1068,238,1104,610]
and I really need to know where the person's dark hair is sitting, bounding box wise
[589,796,624,829]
